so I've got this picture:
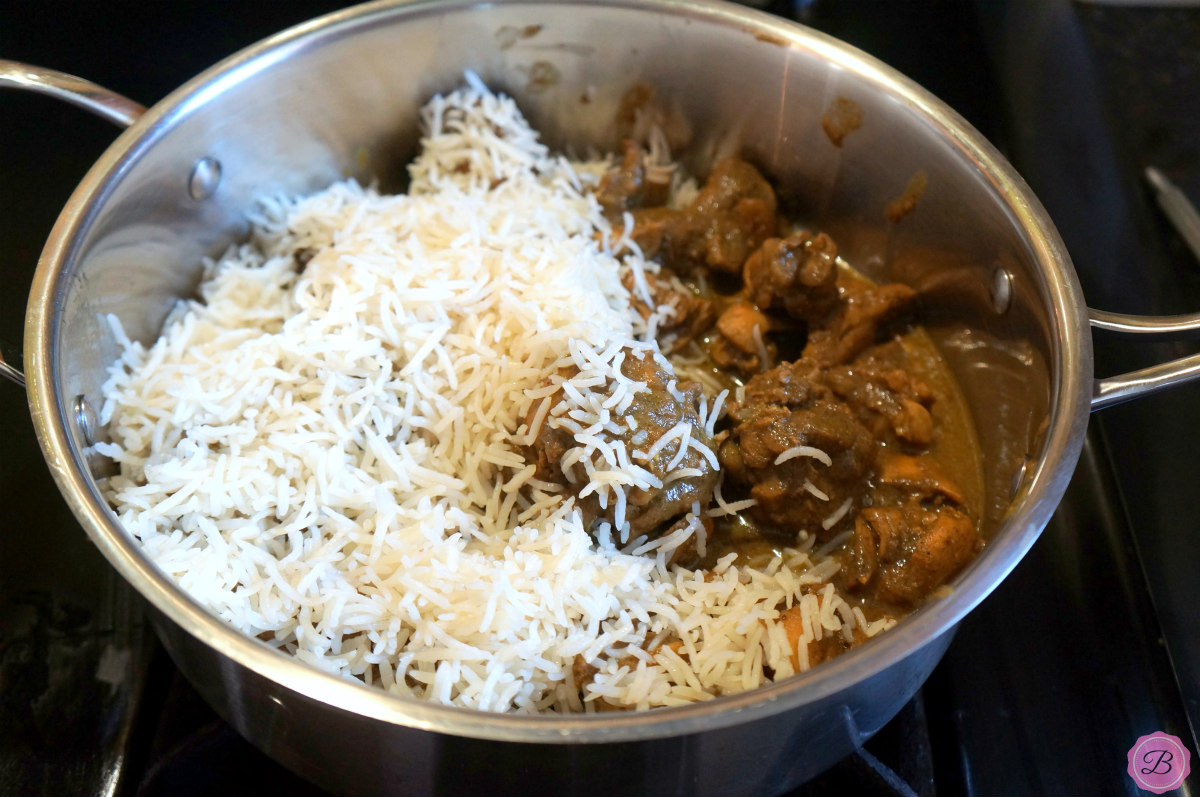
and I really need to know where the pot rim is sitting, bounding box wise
[23,0,1093,743]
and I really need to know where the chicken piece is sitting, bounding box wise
[710,300,775,375]
[716,300,770,354]
[719,360,876,536]
[803,277,917,368]
[626,158,777,275]
[739,357,825,408]
[741,232,840,321]
[596,139,671,215]
[524,408,575,484]
[522,351,718,538]
[844,514,879,586]
[875,452,966,506]
[824,344,936,446]
[779,601,866,671]
[898,507,977,598]
[656,512,713,569]
[859,501,980,606]
[573,654,599,690]
[622,268,716,353]
[571,654,626,711]
[618,353,719,533]
[683,158,778,274]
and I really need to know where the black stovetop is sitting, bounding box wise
[2,1,1198,795]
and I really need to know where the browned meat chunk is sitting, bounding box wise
[626,158,777,275]
[738,357,825,408]
[876,452,966,505]
[685,159,778,274]
[719,360,875,536]
[741,232,840,321]
[899,507,977,597]
[622,268,716,353]
[573,654,599,689]
[803,277,917,367]
[656,512,713,568]
[523,351,718,538]
[596,139,671,215]
[710,300,775,375]
[805,628,861,668]
[845,514,879,586]
[525,417,575,485]
[618,353,718,533]
[780,600,868,670]
[859,501,980,605]
[824,344,936,446]
[716,300,770,355]
[572,654,626,711]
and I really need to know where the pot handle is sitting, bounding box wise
[1090,308,1200,410]
[0,60,145,388]
[0,60,145,127]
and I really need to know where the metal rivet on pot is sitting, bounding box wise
[74,394,97,446]
[990,266,1013,314]
[188,157,222,201]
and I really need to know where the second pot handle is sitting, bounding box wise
[1090,308,1200,410]
[0,60,145,388]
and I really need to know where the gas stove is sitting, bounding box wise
[2,2,1196,794]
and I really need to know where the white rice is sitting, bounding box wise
[821,498,855,531]
[774,445,834,468]
[95,78,889,714]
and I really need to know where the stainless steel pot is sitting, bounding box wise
[4,1,1200,794]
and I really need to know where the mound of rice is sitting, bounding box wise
[96,75,894,713]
